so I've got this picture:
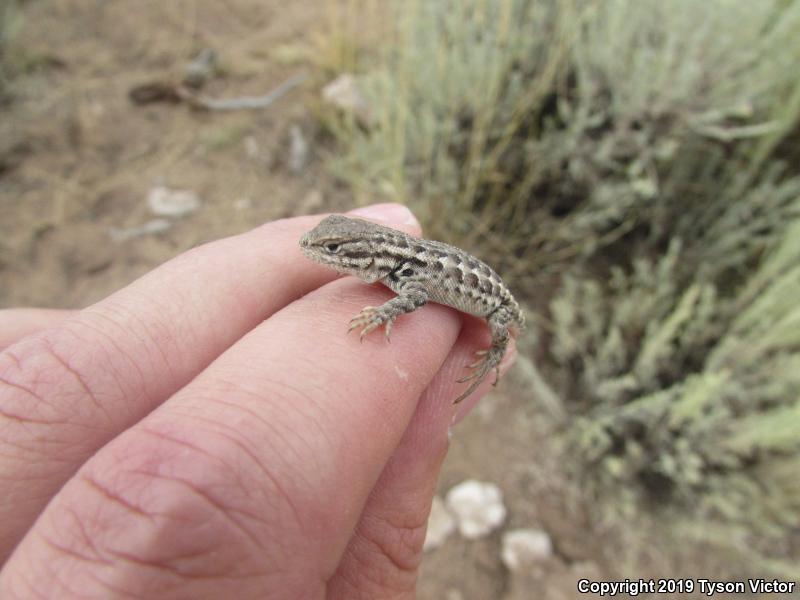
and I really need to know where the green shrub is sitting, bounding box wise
[327,0,800,571]
[0,0,19,51]
[329,0,800,290]
[326,0,569,273]
[553,215,800,537]
[0,0,22,96]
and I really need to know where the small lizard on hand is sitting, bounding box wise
[299,215,524,403]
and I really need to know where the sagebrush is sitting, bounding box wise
[326,0,800,574]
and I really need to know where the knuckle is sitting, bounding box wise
[71,468,227,566]
[366,512,427,575]
[342,513,426,595]
[39,428,282,590]
[0,334,105,449]
[68,420,303,572]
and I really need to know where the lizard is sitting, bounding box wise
[299,214,524,403]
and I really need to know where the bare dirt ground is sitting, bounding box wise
[1,0,357,309]
[1,2,782,599]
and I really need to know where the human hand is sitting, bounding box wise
[0,204,516,599]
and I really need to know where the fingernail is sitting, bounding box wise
[349,203,419,227]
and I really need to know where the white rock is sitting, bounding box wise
[288,125,309,174]
[184,47,218,88]
[108,218,171,242]
[298,189,324,214]
[423,496,456,552]
[322,74,373,126]
[233,197,252,211]
[445,480,506,539]
[147,186,201,217]
[501,528,553,570]
[244,135,260,159]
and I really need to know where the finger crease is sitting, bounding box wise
[79,474,155,521]
[128,467,267,553]
[41,337,104,414]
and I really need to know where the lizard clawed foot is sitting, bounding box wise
[349,306,395,342]
[454,347,502,404]
[457,350,492,384]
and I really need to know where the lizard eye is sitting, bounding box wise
[325,242,341,254]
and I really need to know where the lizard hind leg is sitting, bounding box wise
[453,307,513,404]
[454,342,506,403]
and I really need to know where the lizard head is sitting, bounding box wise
[299,215,388,282]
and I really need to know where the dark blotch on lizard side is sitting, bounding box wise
[446,267,464,283]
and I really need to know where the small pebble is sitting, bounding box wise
[322,74,373,126]
[244,135,260,159]
[423,496,456,552]
[501,528,553,571]
[233,197,253,211]
[184,48,218,88]
[298,189,324,214]
[288,125,309,174]
[147,186,201,218]
[108,218,171,242]
[445,480,506,539]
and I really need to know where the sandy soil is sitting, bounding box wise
[1,2,785,599]
[1,0,350,308]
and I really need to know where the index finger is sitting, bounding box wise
[1,270,467,598]
[0,203,421,561]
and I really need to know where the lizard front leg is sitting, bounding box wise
[349,282,428,341]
